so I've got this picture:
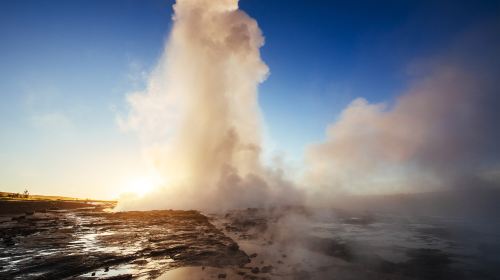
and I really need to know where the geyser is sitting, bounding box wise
[116,0,300,211]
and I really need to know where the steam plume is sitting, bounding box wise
[116,0,300,211]
[305,25,500,203]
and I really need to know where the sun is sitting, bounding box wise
[122,174,163,197]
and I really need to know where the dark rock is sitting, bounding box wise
[305,237,352,261]
[100,275,132,280]
[294,270,311,280]
[229,242,239,251]
[249,253,258,258]
[3,237,15,246]
[261,265,273,273]
[251,267,260,274]
[218,273,227,278]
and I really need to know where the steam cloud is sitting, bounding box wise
[117,0,499,212]
[116,0,300,211]
[305,25,500,203]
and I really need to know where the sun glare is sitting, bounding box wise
[121,174,163,197]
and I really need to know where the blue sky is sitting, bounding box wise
[1,0,498,198]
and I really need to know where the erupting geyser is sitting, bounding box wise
[117,0,299,211]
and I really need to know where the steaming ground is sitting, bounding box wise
[3,198,500,279]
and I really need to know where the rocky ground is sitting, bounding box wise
[1,200,499,280]
[0,200,248,279]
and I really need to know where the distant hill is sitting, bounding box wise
[0,191,115,203]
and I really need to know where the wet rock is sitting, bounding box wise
[132,260,148,265]
[0,207,249,279]
[11,215,25,222]
[100,274,132,280]
[293,270,311,280]
[3,237,14,246]
[305,237,352,261]
[229,242,239,251]
[261,265,273,273]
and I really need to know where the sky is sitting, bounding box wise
[1,0,499,199]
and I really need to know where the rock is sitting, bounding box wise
[131,259,147,265]
[91,272,96,276]
[105,266,109,272]
[100,275,132,280]
[3,237,15,246]
[229,242,239,251]
[249,253,258,258]
[218,273,227,278]
[261,265,273,273]
[12,215,26,221]
[251,267,260,274]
